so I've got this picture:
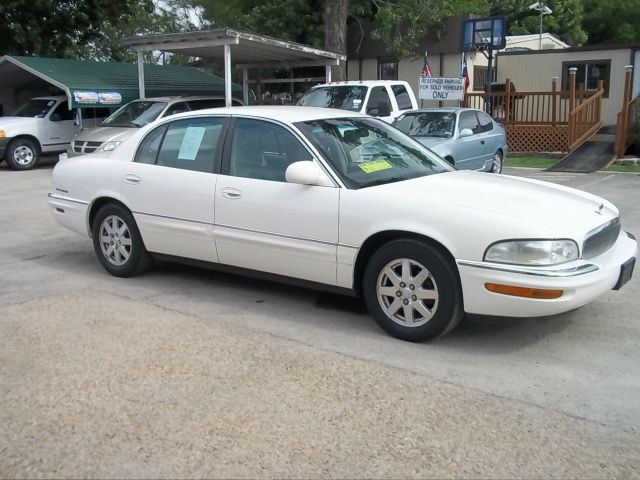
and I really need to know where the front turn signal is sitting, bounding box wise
[485,283,563,299]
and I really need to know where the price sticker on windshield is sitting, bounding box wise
[358,159,393,173]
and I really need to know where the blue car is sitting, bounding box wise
[393,108,507,173]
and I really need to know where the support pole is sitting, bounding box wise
[504,77,511,125]
[325,64,332,83]
[568,67,577,148]
[619,65,634,157]
[137,50,146,99]
[551,76,558,126]
[485,49,494,115]
[224,43,232,108]
[242,68,249,106]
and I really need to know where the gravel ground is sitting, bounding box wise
[1,292,639,479]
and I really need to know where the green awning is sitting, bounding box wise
[0,55,244,108]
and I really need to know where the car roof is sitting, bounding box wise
[167,105,368,123]
[312,80,411,88]
[32,95,67,101]
[407,107,483,114]
[128,95,240,103]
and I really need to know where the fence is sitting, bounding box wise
[463,71,604,153]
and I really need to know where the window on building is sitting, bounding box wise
[378,59,398,80]
[473,66,496,91]
[562,60,611,97]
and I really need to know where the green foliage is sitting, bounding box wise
[488,0,587,46]
[373,0,488,58]
[195,0,324,47]
[583,0,640,44]
[0,0,202,61]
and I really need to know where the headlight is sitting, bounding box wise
[101,141,122,151]
[484,239,579,266]
[0,129,5,138]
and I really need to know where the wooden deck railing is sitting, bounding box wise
[568,88,603,151]
[463,74,603,153]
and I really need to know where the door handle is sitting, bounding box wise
[481,140,485,145]
[124,174,141,185]
[221,187,242,199]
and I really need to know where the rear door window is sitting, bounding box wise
[391,84,413,110]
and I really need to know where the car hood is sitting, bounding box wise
[372,170,618,237]
[0,116,38,133]
[74,126,137,143]
[415,137,452,153]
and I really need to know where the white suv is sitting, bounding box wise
[0,96,77,170]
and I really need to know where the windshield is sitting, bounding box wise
[296,117,454,189]
[394,111,456,138]
[102,101,168,127]
[298,86,368,112]
[11,99,57,118]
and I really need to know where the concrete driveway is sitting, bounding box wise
[1,158,639,478]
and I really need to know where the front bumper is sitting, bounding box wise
[457,231,637,317]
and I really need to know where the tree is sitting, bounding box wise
[487,0,586,46]
[583,0,640,44]
[0,0,149,57]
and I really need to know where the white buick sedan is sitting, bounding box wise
[48,106,637,342]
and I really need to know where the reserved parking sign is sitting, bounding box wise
[418,77,465,101]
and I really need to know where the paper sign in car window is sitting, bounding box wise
[358,159,393,173]
[178,126,206,161]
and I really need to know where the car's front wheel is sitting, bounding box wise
[92,204,151,277]
[362,239,463,342]
[6,138,39,170]
[490,150,503,173]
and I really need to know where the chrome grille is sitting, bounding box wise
[72,140,103,154]
[583,218,621,259]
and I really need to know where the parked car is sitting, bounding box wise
[299,80,418,123]
[0,96,109,170]
[393,108,507,173]
[48,106,637,342]
[68,95,244,157]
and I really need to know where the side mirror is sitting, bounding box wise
[459,128,474,138]
[50,113,62,122]
[285,161,331,186]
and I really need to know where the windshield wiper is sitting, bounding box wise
[363,176,410,187]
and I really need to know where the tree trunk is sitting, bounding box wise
[323,0,349,81]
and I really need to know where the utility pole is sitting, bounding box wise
[528,2,552,49]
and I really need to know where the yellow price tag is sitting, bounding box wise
[358,159,393,173]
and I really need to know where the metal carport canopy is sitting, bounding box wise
[121,28,347,107]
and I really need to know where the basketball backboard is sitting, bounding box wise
[462,17,506,51]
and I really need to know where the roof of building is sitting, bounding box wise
[0,55,244,108]
[505,33,570,48]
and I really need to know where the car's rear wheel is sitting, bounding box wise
[490,150,503,173]
[6,138,39,170]
[92,204,151,277]
[362,239,463,342]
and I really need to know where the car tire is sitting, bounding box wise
[91,204,151,278]
[490,150,503,174]
[362,239,463,342]
[6,138,39,170]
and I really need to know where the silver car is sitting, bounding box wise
[393,108,507,173]
[68,95,244,157]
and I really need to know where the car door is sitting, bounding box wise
[476,110,502,166]
[215,117,340,285]
[44,102,78,151]
[452,111,485,170]
[122,116,228,262]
